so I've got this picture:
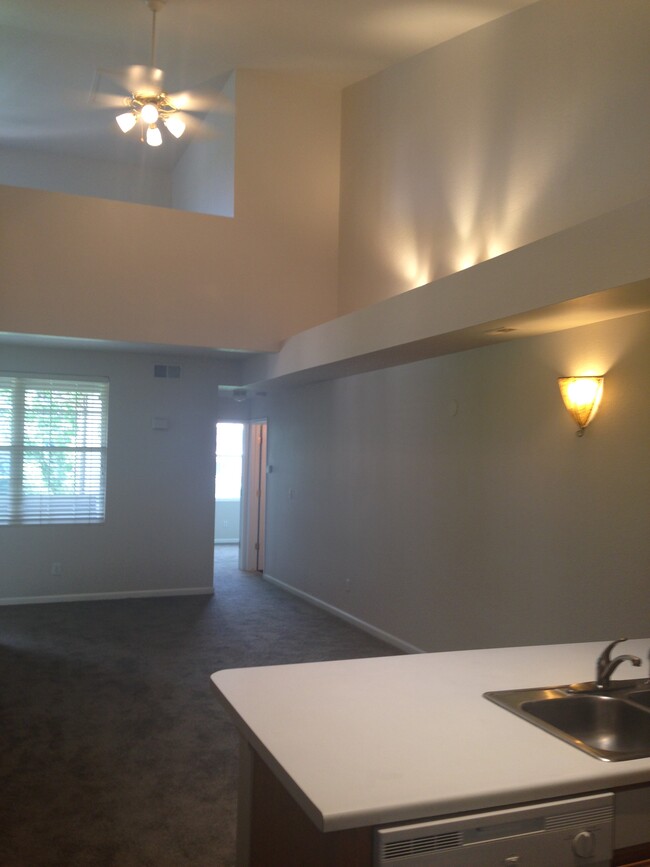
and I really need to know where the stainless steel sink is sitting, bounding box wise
[629,689,650,709]
[484,680,650,761]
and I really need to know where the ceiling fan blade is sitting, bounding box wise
[173,112,218,139]
[95,65,165,98]
[166,87,234,116]
[89,92,130,111]
[168,91,234,115]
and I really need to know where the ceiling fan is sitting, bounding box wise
[94,0,221,148]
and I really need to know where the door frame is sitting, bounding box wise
[240,419,268,572]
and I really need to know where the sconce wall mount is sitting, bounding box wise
[558,376,604,436]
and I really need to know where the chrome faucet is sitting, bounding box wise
[596,638,642,690]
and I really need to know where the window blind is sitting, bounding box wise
[0,375,109,525]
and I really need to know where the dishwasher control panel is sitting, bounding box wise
[374,792,613,866]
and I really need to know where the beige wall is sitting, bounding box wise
[0,343,229,602]
[338,0,650,314]
[0,71,340,352]
[263,312,650,652]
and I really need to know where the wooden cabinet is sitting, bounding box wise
[248,751,371,867]
[613,843,650,866]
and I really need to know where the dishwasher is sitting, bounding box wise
[374,792,614,866]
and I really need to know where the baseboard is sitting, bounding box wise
[214,539,239,545]
[262,573,424,654]
[0,587,215,606]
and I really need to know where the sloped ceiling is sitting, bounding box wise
[1,0,539,167]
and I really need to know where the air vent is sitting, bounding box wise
[154,364,181,379]
[545,804,613,831]
[379,831,462,861]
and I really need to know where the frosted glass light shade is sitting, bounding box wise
[116,112,137,133]
[140,102,159,124]
[164,115,186,138]
[146,124,163,147]
[558,376,604,434]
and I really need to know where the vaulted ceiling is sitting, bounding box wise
[2,0,539,167]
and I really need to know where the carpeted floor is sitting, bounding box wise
[0,546,399,866]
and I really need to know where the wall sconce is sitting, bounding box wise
[558,376,604,436]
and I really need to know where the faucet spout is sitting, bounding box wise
[596,638,642,690]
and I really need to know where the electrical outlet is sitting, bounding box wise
[51,562,62,577]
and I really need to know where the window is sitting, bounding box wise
[0,375,109,525]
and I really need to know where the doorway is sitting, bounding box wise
[214,420,267,573]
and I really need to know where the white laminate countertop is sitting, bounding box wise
[211,639,650,832]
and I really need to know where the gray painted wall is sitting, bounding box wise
[172,73,236,217]
[0,343,224,602]
[261,312,650,652]
[215,499,241,543]
[0,145,173,209]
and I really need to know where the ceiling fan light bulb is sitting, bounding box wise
[164,115,185,138]
[146,124,163,147]
[140,102,159,124]
[165,114,185,138]
[116,111,137,133]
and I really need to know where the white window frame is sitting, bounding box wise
[0,374,109,526]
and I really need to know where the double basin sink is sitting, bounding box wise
[484,679,650,761]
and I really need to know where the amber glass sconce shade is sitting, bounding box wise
[558,376,604,436]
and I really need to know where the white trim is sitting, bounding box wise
[241,420,267,573]
[0,586,214,606]
[214,537,239,544]
[262,572,424,655]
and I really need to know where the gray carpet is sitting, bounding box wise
[0,546,399,866]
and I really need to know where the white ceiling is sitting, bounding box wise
[1,0,539,168]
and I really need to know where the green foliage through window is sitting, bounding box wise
[0,375,109,525]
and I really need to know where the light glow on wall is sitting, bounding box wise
[485,237,508,259]
[398,248,432,288]
[456,249,480,271]
[387,220,434,293]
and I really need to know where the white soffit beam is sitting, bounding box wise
[243,196,650,388]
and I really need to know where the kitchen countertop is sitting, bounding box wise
[210,638,650,833]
